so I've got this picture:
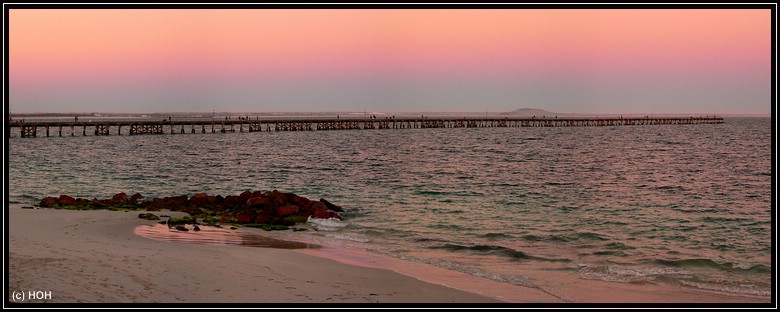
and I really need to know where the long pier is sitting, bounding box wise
[7,116,724,138]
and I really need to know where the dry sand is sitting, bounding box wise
[7,204,505,304]
[7,204,770,306]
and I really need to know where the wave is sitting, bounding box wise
[521,234,573,242]
[580,262,771,297]
[698,216,752,223]
[576,232,609,241]
[604,242,635,250]
[413,190,485,197]
[653,259,771,274]
[480,233,513,240]
[430,243,570,262]
[306,216,347,231]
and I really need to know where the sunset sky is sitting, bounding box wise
[7,8,772,114]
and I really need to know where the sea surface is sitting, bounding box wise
[7,116,773,300]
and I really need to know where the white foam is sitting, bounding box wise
[329,234,371,243]
[307,216,348,231]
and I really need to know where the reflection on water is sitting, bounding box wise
[134,224,319,249]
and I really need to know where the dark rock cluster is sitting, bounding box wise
[39,190,344,228]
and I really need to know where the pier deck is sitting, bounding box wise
[7,116,724,138]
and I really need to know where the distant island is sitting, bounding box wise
[500,108,559,117]
[500,108,767,118]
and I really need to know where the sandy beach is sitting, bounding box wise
[7,204,506,304]
[7,204,770,305]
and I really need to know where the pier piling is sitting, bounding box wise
[10,116,725,138]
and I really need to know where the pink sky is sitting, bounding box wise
[8,9,772,114]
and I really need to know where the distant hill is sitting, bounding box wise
[500,108,559,117]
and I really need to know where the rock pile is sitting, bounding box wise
[39,190,344,228]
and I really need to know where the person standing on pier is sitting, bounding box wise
[75,116,78,122]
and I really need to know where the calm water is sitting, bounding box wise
[8,117,773,298]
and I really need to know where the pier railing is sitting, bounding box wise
[7,116,724,138]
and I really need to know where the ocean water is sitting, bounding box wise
[7,117,772,299]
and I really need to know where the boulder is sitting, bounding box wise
[246,197,271,208]
[111,192,128,204]
[146,198,165,211]
[164,195,189,210]
[129,193,144,205]
[267,190,287,205]
[310,201,328,212]
[138,213,160,220]
[91,198,111,208]
[254,214,275,224]
[311,209,332,219]
[223,195,244,209]
[58,195,78,206]
[39,197,57,207]
[239,190,254,201]
[275,204,300,218]
[312,209,343,220]
[235,213,253,224]
[319,198,344,212]
[182,206,202,216]
[288,194,309,206]
[189,193,216,207]
[175,225,189,231]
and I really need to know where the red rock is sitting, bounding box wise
[218,215,229,223]
[39,197,57,207]
[166,195,189,206]
[312,209,343,220]
[311,209,331,219]
[268,190,288,205]
[190,193,216,207]
[160,195,189,211]
[129,193,144,205]
[246,197,271,208]
[235,214,253,224]
[239,191,254,201]
[319,198,344,212]
[146,198,165,211]
[182,206,202,216]
[111,192,128,204]
[288,194,308,206]
[58,195,78,206]
[310,201,327,212]
[254,214,275,224]
[91,198,110,207]
[223,195,243,208]
[275,204,300,218]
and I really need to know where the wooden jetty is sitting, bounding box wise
[7,116,724,138]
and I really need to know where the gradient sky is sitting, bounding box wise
[8,8,772,114]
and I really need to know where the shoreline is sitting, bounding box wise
[7,204,770,305]
[286,235,771,304]
[7,204,500,304]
